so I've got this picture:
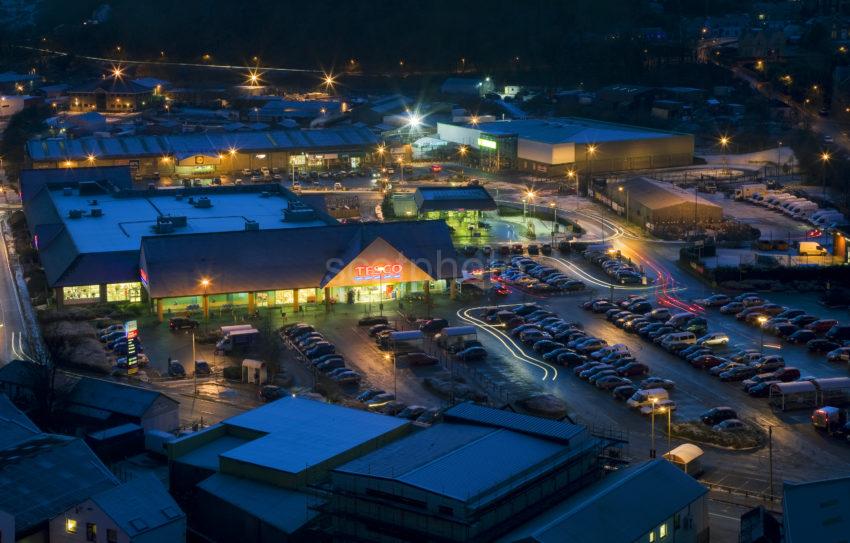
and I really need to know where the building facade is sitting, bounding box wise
[26,127,379,180]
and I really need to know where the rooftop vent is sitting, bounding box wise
[244,219,259,231]
[68,209,83,219]
[90,208,103,218]
[62,187,73,196]
[153,218,174,234]
[282,203,316,222]
[193,197,212,209]
[168,215,188,227]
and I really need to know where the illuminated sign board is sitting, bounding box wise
[125,320,138,375]
[354,263,402,281]
[478,138,497,150]
[139,268,149,287]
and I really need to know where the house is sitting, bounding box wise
[62,377,179,433]
[0,393,120,541]
[49,473,186,543]
[501,459,710,543]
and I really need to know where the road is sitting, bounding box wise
[0,209,35,364]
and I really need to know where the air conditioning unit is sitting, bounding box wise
[90,208,103,217]
[194,197,212,209]
[68,209,83,219]
[154,219,174,234]
[244,219,259,231]
[169,215,188,227]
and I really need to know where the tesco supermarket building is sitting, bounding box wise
[22,167,460,319]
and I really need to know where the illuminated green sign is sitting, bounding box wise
[478,138,497,150]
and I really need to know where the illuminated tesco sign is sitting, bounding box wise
[478,138,497,150]
[354,263,402,281]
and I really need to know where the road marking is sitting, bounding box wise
[458,305,559,381]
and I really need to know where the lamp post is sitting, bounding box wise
[650,397,658,458]
[522,198,527,220]
[458,145,468,169]
[549,201,557,244]
[191,331,197,396]
[719,136,730,177]
[757,315,768,354]
[377,144,386,169]
[820,151,831,197]
[200,277,211,333]
[586,144,597,195]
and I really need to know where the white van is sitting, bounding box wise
[662,332,696,349]
[627,388,670,409]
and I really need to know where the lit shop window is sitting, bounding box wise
[63,285,100,303]
[106,282,142,303]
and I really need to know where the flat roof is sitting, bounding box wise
[198,473,322,534]
[27,126,379,161]
[612,177,721,211]
[46,186,328,253]
[414,186,497,212]
[174,435,250,471]
[784,475,850,543]
[451,118,683,145]
[218,397,408,476]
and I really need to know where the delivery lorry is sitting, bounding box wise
[734,183,766,200]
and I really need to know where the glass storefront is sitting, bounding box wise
[63,285,100,304]
[106,282,142,303]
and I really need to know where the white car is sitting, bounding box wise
[640,399,677,416]
[697,332,730,347]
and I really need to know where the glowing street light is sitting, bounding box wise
[86,154,96,163]
[757,315,768,353]
[245,69,262,86]
[322,72,337,90]
[111,65,124,79]
[406,111,422,127]
[820,151,831,196]
[200,277,211,327]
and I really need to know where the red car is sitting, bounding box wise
[806,319,838,334]
[430,164,443,173]
[690,355,727,369]
[617,362,650,376]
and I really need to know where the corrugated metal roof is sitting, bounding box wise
[0,393,41,449]
[140,220,459,298]
[198,473,321,534]
[501,460,708,543]
[67,377,176,419]
[92,473,184,537]
[27,127,378,161]
[443,402,584,444]
[612,177,721,212]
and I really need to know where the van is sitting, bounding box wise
[662,332,696,349]
[627,388,670,409]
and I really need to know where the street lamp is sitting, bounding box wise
[376,144,386,168]
[757,315,768,354]
[200,277,211,332]
[650,397,658,458]
[458,145,468,168]
[524,190,535,222]
[719,136,730,175]
[660,405,672,453]
[820,151,831,196]
[549,201,557,244]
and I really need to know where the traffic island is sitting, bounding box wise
[671,421,768,451]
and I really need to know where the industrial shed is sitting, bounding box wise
[606,177,723,228]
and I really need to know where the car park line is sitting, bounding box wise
[458,306,558,381]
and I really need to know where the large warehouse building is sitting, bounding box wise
[606,177,722,228]
[25,127,379,180]
[437,118,693,175]
[22,167,459,317]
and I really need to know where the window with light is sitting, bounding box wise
[65,518,78,533]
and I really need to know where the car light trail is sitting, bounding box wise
[458,306,558,381]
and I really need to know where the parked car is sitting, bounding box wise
[194,360,212,376]
[720,302,745,315]
[260,385,284,402]
[357,388,385,403]
[807,339,841,353]
[640,399,677,416]
[788,329,817,344]
[697,332,729,347]
[169,317,199,331]
[714,419,746,431]
[456,346,487,361]
[806,319,839,334]
[168,361,186,378]
[701,407,737,425]
[397,352,439,366]
[696,294,731,307]
[420,318,449,334]
[612,384,638,401]
[368,323,394,336]
[358,315,389,326]
[617,362,649,376]
[639,377,675,390]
